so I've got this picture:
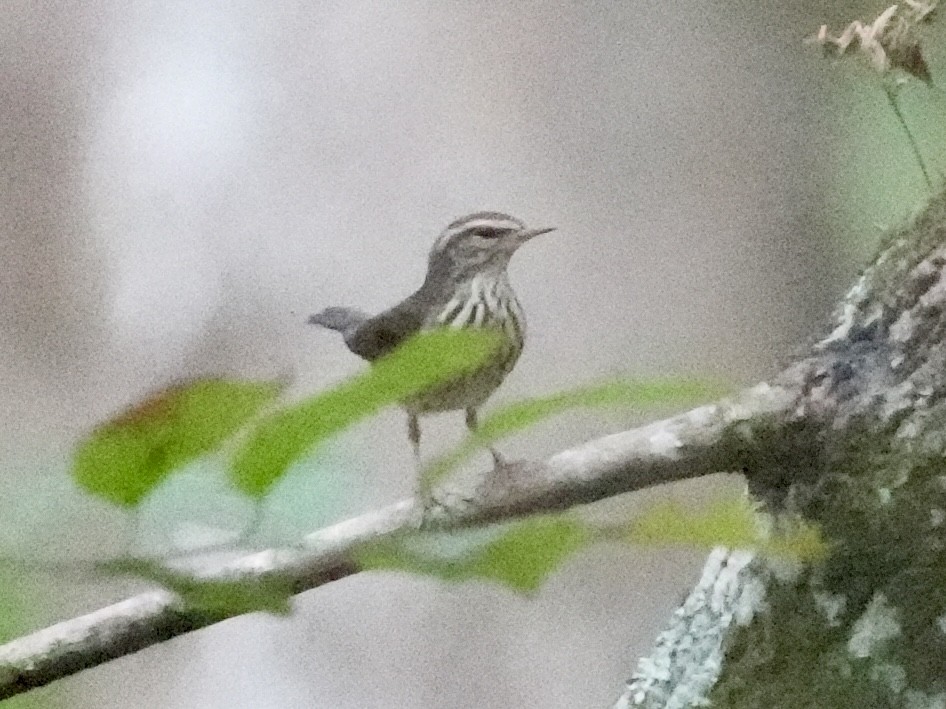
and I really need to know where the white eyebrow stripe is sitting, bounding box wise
[447,212,523,230]
[460,219,521,232]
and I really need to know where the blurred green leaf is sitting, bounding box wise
[762,518,831,562]
[357,516,592,593]
[627,497,758,549]
[625,497,829,562]
[231,329,500,498]
[422,378,724,492]
[0,569,63,707]
[0,571,38,645]
[73,379,283,507]
[101,558,294,616]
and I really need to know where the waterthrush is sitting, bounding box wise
[308,211,554,463]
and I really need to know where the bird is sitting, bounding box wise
[308,211,555,466]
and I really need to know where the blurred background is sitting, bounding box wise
[1,1,944,707]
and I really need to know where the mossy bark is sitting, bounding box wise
[624,191,946,708]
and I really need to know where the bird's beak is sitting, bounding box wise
[515,226,556,243]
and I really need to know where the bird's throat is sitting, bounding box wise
[434,273,524,344]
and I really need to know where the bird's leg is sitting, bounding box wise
[465,407,505,467]
[407,412,421,465]
[408,412,433,505]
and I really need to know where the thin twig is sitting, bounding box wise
[883,82,934,190]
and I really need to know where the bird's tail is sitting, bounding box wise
[308,307,369,342]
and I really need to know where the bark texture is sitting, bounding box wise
[620,190,946,708]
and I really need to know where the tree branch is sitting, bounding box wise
[614,548,763,709]
[0,382,797,699]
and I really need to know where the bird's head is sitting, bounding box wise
[427,211,555,281]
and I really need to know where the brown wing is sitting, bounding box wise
[345,295,427,361]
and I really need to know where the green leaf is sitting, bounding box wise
[625,497,829,562]
[627,497,758,549]
[101,558,294,616]
[356,516,592,593]
[762,518,831,562]
[231,329,500,498]
[73,379,283,507]
[421,378,724,492]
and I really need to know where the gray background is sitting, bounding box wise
[1,1,940,707]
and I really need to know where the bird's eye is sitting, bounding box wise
[470,227,503,239]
